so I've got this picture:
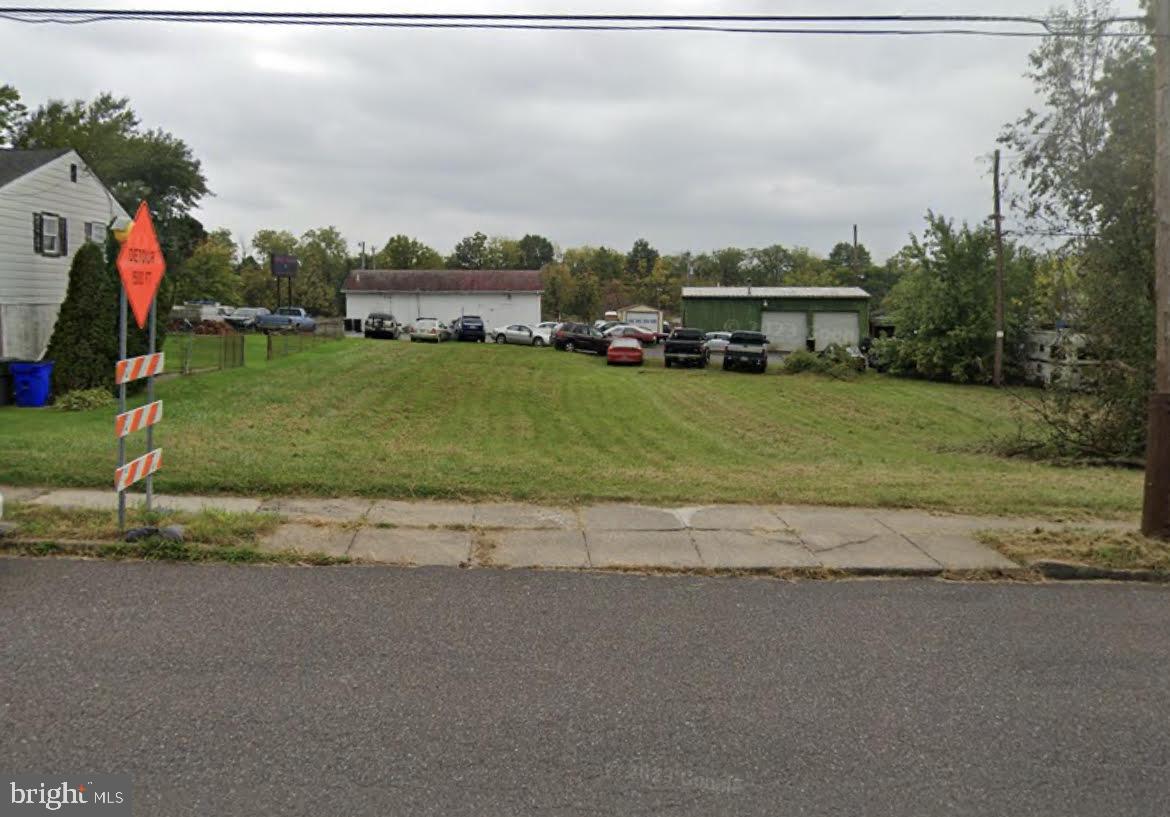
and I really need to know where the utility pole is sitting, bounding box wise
[992,149,1006,388]
[852,224,862,283]
[1143,0,1170,537]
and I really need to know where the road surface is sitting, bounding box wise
[2,559,1168,816]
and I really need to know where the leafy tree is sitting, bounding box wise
[592,247,625,281]
[518,234,556,269]
[626,238,659,281]
[746,245,792,285]
[541,263,575,319]
[692,248,748,286]
[172,229,240,305]
[485,236,523,269]
[252,229,298,264]
[0,84,25,147]
[374,234,443,269]
[827,241,873,284]
[447,231,490,269]
[297,226,350,315]
[879,213,1035,383]
[237,256,274,309]
[44,244,118,396]
[1000,0,1153,456]
[10,91,209,270]
[569,272,601,319]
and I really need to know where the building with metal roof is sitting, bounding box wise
[341,269,543,333]
[681,285,871,352]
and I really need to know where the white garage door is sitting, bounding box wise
[624,311,659,331]
[760,312,808,352]
[813,312,860,349]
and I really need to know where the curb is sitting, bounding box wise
[1031,559,1170,583]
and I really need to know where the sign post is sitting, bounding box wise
[115,202,167,531]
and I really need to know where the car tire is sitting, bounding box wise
[495,334,507,344]
[664,358,672,368]
[564,341,575,353]
[533,337,545,347]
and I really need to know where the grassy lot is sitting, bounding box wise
[0,338,1144,518]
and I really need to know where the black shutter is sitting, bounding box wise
[58,217,67,256]
[32,213,43,254]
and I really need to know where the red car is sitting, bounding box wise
[605,324,658,345]
[606,337,644,366]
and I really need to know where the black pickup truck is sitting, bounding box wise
[663,328,709,369]
[723,331,769,373]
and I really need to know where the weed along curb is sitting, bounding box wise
[1031,560,1170,583]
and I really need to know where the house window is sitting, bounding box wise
[85,222,105,244]
[41,214,60,255]
[70,163,78,182]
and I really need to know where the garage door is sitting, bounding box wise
[813,312,860,350]
[760,312,808,352]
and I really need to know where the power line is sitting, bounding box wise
[0,8,1149,37]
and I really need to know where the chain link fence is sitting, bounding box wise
[265,323,343,362]
[169,331,245,375]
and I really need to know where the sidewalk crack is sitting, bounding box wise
[875,518,944,568]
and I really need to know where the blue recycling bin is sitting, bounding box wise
[10,361,54,408]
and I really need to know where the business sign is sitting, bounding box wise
[115,202,166,329]
[271,254,299,278]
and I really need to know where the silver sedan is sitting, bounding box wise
[705,331,732,352]
[491,324,549,346]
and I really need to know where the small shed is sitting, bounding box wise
[618,304,663,333]
[681,286,871,352]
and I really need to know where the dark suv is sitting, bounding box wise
[553,322,610,354]
[363,312,400,340]
[450,315,486,343]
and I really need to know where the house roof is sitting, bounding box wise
[682,286,870,300]
[620,304,660,313]
[342,269,543,293]
[0,148,73,189]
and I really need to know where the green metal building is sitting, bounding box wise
[681,287,871,352]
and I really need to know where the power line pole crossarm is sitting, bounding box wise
[1143,0,1170,538]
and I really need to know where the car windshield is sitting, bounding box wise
[462,319,483,327]
[234,308,257,317]
[612,337,639,348]
[416,320,436,328]
[730,332,766,344]
[369,313,392,320]
[672,329,703,340]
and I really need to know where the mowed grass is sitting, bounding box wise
[0,339,1143,517]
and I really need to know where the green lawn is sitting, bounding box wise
[0,339,1143,518]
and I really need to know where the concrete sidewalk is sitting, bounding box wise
[3,484,1122,573]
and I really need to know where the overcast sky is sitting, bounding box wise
[0,0,1144,261]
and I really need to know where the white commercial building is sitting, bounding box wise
[342,269,543,331]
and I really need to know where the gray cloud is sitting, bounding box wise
[0,0,1144,260]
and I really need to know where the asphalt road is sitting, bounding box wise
[2,560,1169,817]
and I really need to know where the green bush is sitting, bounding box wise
[44,243,118,396]
[783,350,827,374]
[55,388,115,411]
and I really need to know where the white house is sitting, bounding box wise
[0,148,130,359]
[342,269,543,330]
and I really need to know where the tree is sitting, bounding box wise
[172,229,240,305]
[518,234,556,269]
[569,272,601,319]
[238,256,273,309]
[879,213,1035,383]
[626,238,659,281]
[447,232,490,269]
[374,235,443,269]
[484,236,523,269]
[746,245,792,285]
[44,243,118,396]
[297,226,350,315]
[1000,0,1153,456]
[827,240,874,285]
[541,263,575,319]
[692,248,748,286]
[10,91,209,270]
[0,84,25,147]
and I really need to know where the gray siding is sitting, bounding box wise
[0,150,129,358]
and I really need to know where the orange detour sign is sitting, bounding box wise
[116,202,166,329]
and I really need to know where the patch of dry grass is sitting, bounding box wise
[978,526,1170,572]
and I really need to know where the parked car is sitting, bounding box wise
[704,331,732,353]
[723,331,769,373]
[225,307,270,332]
[605,324,658,345]
[363,312,400,340]
[663,328,709,369]
[536,321,560,334]
[450,315,486,343]
[553,322,611,354]
[410,318,451,342]
[256,307,316,333]
[492,324,547,346]
[606,337,644,366]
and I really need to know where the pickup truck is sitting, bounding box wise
[723,331,768,373]
[256,307,316,334]
[663,328,708,369]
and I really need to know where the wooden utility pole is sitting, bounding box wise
[992,149,1006,388]
[1143,0,1170,537]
